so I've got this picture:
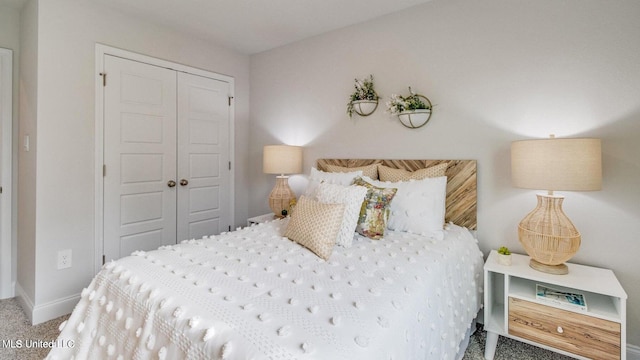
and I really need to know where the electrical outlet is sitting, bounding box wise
[57,249,72,270]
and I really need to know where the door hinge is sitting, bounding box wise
[228,96,234,106]
[99,72,106,87]
[0,186,2,194]
[228,161,231,170]
[103,164,106,177]
[102,255,106,265]
[228,225,231,231]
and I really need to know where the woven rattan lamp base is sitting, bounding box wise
[269,176,295,218]
[518,194,581,275]
[529,259,569,275]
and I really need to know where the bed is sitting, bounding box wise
[47,159,483,360]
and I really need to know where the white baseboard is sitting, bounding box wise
[628,344,640,360]
[15,282,34,323]
[15,282,78,325]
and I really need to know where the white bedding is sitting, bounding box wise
[47,219,483,360]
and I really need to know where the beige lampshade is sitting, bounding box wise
[263,145,303,175]
[511,137,602,192]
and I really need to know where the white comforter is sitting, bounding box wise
[47,220,483,360]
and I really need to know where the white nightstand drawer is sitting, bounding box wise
[509,297,621,360]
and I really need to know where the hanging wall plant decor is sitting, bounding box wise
[386,87,433,129]
[347,74,379,118]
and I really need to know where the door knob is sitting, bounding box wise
[167,180,176,188]
[180,179,189,186]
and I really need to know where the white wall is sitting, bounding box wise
[16,0,37,310]
[0,3,20,299]
[249,0,640,347]
[18,0,250,322]
[0,5,20,49]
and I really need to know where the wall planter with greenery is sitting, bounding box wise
[386,87,433,129]
[347,75,379,117]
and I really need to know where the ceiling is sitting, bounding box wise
[1,0,432,54]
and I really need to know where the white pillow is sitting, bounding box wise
[315,183,368,247]
[361,175,447,234]
[304,167,363,197]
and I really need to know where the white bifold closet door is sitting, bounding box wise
[103,55,230,262]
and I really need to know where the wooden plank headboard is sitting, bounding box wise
[317,159,477,230]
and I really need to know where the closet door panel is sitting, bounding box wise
[103,55,177,261]
[177,72,230,240]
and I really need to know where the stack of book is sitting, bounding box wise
[536,284,588,311]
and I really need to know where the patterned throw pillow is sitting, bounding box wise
[315,183,368,247]
[284,196,345,260]
[378,163,448,182]
[324,163,379,179]
[353,177,397,240]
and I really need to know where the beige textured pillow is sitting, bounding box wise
[284,196,345,260]
[378,163,448,182]
[324,163,379,179]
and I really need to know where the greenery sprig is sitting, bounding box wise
[498,246,511,255]
[386,87,431,115]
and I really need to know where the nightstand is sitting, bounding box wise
[484,250,627,360]
[246,213,277,226]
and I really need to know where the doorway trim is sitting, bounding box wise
[0,48,14,298]
[94,44,235,274]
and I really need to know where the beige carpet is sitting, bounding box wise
[0,298,69,360]
[0,297,571,360]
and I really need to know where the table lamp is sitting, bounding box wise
[263,145,303,218]
[511,135,602,274]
